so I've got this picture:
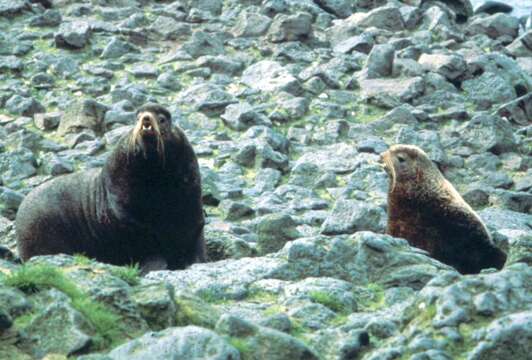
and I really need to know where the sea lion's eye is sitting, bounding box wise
[159,115,166,123]
[397,155,406,163]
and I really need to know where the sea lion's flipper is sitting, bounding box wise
[140,255,168,274]
[438,200,507,273]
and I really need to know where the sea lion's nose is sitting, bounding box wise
[142,116,152,125]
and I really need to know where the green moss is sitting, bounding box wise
[357,283,385,311]
[4,264,125,348]
[109,264,140,286]
[228,337,252,355]
[246,290,278,304]
[73,254,92,266]
[309,291,345,313]
[13,312,36,329]
[353,104,387,124]
[175,294,221,329]
[262,304,286,317]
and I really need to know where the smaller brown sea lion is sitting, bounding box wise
[16,103,205,271]
[380,144,507,274]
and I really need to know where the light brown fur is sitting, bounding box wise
[381,144,506,274]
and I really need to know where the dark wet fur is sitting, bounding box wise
[16,104,205,270]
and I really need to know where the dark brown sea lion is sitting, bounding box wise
[16,103,205,271]
[380,144,506,274]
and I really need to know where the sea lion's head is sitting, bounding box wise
[129,103,173,164]
[380,144,436,195]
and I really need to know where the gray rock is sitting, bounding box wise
[55,21,92,49]
[348,6,404,31]
[101,38,138,59]
[0,55,23,72]
[232,8,272,37]
[506,30,532,57]
[0,307,11,331]
[468,312,532,360]
[418,53,466,81]
[40,153,74,176]
[30,9,62,27]
[256,213,301,255]
[459,114,516,154]
[216,314,319,360]
[5,95,44,117]
[179,83,236,116]
[0,0,28,17]
[496,93,532,126]
[333,33,374,54]
[156,72,182,91]
[34,111,61,130]
[365,44,395,79]
[25,290,94,358]
[108,326,240,360]
[58,99,108,136]
[130,283,177,331]
[181,31,225,58]
[467,13,520,42]
[268,12,313,43]
[0,285,32,318]
[0,148,37,185]
[314,0,353,18]
[242,60,302,95]
[150,16,191,40]
[359,77,425,105]
[480,207,532,232]
[221,103,271,131]
[321,199,386,235]
[462,72,516,109]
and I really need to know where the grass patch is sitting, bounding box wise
[73,254,92,266]
[357,283,385,311]
[309,291,345,313]
[228,337,252,355]
[352,104,387,124]
[110,264,140,286]
[4,264,125,348]
[246,290,278,304]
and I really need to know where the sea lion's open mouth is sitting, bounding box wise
[128,111,166,165]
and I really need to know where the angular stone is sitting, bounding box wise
[467,13,520,42]
[256,214,301,255]
[221,102,271,131]
[418,53,467,81]
[108,326,239,360]
[242,60,302,95]
[179,83,236,116]
[333,33,374,54]
[58,99,108,135]
[232,8,272,37]
[55,21,92,49]
[268,12,313,43]
[348,6,404,31]
[359,77,425,104]
[321,199,386,235]
[459,114,516,154]
[365,44,395,79]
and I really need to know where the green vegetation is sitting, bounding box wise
[357,283,385,311]
[175,294,221,329]
[246,290,278,304]
[110,263,141,286]
[228,337,252,355]
[309,291,345,313]
[73,253,92,266]
[4,264,125,348]
[353,104,387,124]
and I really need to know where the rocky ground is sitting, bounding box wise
[0,0,531,359]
